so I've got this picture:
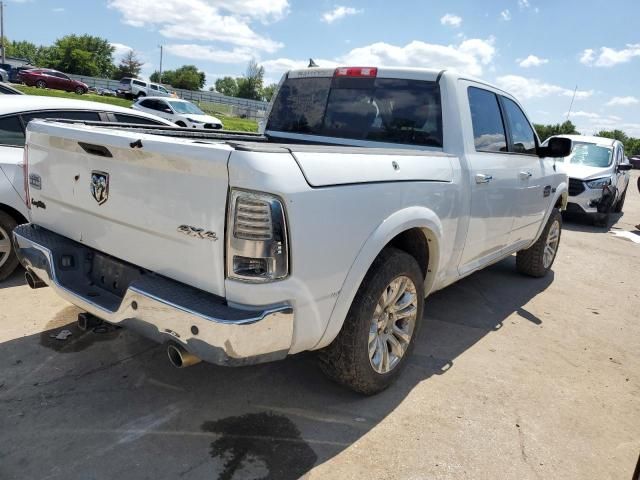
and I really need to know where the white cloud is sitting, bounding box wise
[518,0,531,8]
[107,0,287,53]
[52,7,65,12]
[495,75,593,100]
[500,9,511,21]
[322,6,362,24]
[260,38,496,79]
[565,111,600,119]
[164,44,254,64]
[518,54,548,68]
[440,13,462,28]
[580,43,640,67]
[110,42,133,59]
[605,96,639,106]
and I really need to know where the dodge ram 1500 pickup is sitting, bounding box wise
[14,66,572,394]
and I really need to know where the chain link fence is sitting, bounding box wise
[67,74,268,121]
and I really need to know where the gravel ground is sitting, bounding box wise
[0,172,638,480]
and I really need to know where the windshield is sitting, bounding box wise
[563,142,613,167]
[267,76,443,147]
[168,101,204,115]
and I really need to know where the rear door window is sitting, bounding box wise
[501,97,537,154]
[267,76,443,147]
[113,113,166,125]
[0,115,26,147]
[468,87,507,153]
[22,110,101,124]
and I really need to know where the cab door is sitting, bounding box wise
[499,96,549,244]
[458,83,521,274]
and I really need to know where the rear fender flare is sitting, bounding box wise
[313,206,443,350]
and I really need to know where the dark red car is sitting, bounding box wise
[20,69,88,94]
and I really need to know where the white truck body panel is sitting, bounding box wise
[17,67,569,366]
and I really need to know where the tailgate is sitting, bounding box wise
[26,120,232,296]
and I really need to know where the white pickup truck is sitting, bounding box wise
[15,67,572,394]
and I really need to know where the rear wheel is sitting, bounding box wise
[136,92,146,99]
[516,209,562,277]
[0,211,19,282]
[35,80,47,89]
[318,248,424,395]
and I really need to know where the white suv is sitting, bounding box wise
[117,77,172,99]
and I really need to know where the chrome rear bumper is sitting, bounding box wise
[13,224,294,366]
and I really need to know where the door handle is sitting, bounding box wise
[519,171,533,180]
[475,174,493,184]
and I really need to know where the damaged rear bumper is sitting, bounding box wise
[13,224,294,366]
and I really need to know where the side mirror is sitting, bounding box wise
[618,163,632,171]
[538,137,572,158]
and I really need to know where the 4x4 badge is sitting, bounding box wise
[90,171,109,205]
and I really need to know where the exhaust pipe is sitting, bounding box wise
[25,271,47,289]
[167,344,201,368]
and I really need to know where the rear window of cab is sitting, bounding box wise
[267,75,443,148]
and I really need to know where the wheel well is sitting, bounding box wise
[386,228,429,278]
[0,204,27,224]
[555,192,567,210]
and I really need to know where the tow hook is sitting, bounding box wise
[77,312,103,332]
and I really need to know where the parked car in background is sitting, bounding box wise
[0,68,8,82]
[98,87,117,97]
[0,96,175,281]
[549,135,632,226]
[116,77,172,99]
[15,66,572,394]
[0,83,24,95]
[630,155,640,169]
[20,68,89,94]
[132,97,223,129]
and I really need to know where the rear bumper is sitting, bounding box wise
[13,224,294,366]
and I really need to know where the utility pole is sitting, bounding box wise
[158,45,163,83]
[1,2,5,66]
[566,85,578,121]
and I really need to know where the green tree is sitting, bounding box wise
[236,60,264,100]
[261,83,278,102]
[533,120,579,142]
[112,49,144,80]
[44,35,115,77]
[594,129,628,143]
[2,38,51,66]
[595,129,640,156]
[213,76,238,96]
[151,65,205,90]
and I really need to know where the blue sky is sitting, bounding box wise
[4,0,640,136]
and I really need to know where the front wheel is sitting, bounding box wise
[74,86,86,95]
[516,209,562,278]
[318,248,425,395]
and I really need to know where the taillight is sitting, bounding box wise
[226,189,289,282]
[22,144,30,209]
[334,67,378,78]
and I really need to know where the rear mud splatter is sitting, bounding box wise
[201,412,317,480]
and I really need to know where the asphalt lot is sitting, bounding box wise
[1,172,639,480]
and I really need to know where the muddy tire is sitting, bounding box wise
[0,211,19,282]
[614,188,627,213]
[516,209,562,278]
[318,248,425,395]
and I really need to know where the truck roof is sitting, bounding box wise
[285,65,509,95]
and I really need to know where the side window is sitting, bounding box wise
[150,84,159,91]
[158,86,169,94]
[468,87,507,152]
[113,114,166,126]
[140,99,154,109]
[501,97,537,154]
[0,115,26,147]
[133,80,146,87]
[22,110,101,124]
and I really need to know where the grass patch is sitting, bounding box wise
[13,85,259,132]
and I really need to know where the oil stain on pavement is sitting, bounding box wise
[201,412,317,480]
